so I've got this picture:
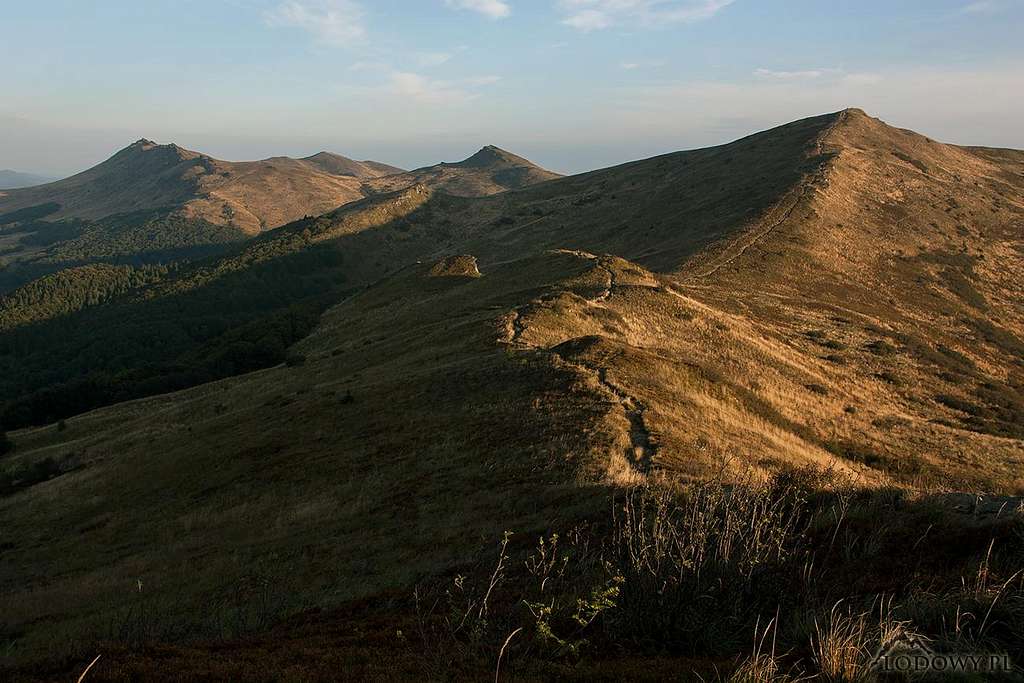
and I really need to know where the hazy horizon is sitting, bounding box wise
[3,0,1022,177]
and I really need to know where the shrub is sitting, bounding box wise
[936,393,984,416]
[865,339,897,356]
[875,371,902,386]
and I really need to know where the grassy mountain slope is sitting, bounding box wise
[1,110,1022,675]
[674,108,1024,479]
[0,141,400,235]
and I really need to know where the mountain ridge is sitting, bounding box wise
[1,109,1022,672]
[0,140,391,233]
[0,140,557,238]
[4,108,1021,472]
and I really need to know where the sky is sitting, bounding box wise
[1,0,1022,176]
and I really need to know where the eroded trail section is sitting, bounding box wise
[595,262,614,302]
[501,252,657,474]
[505,307,529,345]
[596,367,654,472]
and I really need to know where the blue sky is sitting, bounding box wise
[1,0,1022,175]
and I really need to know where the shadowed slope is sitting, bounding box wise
[0,252,617,667]
[0,186,445,427]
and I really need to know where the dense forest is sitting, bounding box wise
[40,210,246,262]
[0,263,171,328]
[0,243,354,427]
[0,206,245,292]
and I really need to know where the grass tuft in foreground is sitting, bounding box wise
[411,468,1024,680]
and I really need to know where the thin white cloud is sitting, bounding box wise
[755,68,829,80]
[959,1,999,14]
[265,0,366,46]
[444,0,512,19]
[416,52,454,68]
[558,0,734,32]
[387,71,500,105]
[464,75,502,86]
[621,59,666,70]
[348,60,387,72]
[754,68,882,86]
[389,72,459,104]
[564,9,612,30]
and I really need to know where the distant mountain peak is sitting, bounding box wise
[299,151,403,179]
[107,140,198,169]
[0,140,383,232]
[0,169,58,190]
[456,145,536,169]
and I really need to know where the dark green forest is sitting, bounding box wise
[0,263,171,328]
[0,244,355,428]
